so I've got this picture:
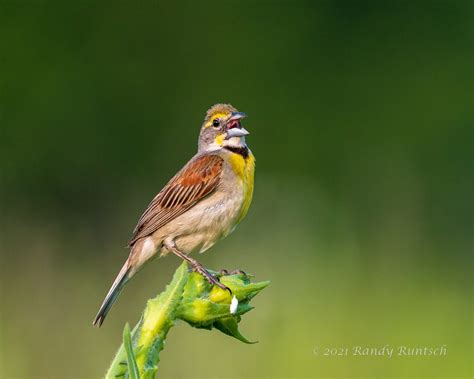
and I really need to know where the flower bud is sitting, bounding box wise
[177,271,269,343]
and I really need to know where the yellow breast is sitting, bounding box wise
[228,151,255,222]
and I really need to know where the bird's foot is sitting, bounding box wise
[229,269,248,277]
[192,264,232,294]
[219,268,249,279]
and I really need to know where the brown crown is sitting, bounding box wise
[204,103,238,121]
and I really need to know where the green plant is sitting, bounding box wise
[105,262,269,378]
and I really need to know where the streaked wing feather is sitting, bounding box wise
[129,154,223,246]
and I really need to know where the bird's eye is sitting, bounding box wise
[212,118,220,127]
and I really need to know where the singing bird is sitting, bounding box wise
[93,104,255,326]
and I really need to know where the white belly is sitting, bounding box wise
[155,190,244,255]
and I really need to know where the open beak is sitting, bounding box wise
[225,111,249,139]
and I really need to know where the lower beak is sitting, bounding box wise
[226,127,250,139]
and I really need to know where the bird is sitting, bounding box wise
[93,103,255,327]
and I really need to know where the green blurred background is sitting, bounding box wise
[0,1,472,378]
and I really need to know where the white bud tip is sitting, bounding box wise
[230,295,238,314]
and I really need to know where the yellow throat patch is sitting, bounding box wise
[228,151,255,222]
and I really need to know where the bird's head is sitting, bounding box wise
[198,103,249,152]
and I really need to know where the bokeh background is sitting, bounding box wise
[0,1,472,378]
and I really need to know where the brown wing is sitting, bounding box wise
[128,154,224,246]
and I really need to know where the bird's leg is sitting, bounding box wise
[165,241,232,294]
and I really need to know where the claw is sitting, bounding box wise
[196,266,232,294]
[216,280,233,295]
[230,269,247,276]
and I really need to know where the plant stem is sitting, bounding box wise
[103,262,268,378]
[105,262,189,378]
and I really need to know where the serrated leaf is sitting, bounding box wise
[123,323,140,379]
[214,317,257,344]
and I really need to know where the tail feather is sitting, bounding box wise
[93,262,130,327]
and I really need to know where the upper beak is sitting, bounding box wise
[228,111,247,121]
